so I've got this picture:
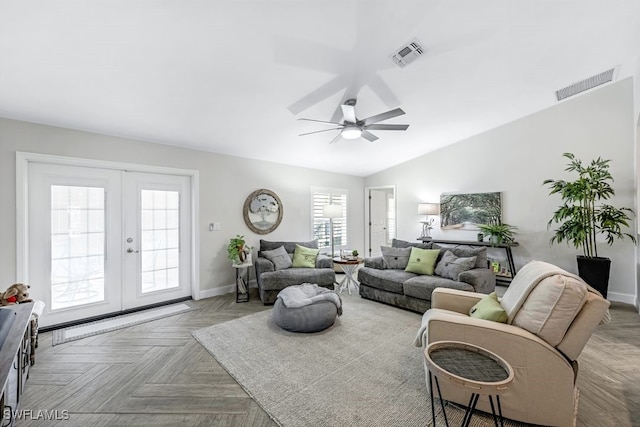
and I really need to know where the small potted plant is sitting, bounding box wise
[227,235,252,265]
[478,223,518,246]
[543,153,636,297]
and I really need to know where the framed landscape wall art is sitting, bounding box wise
[440,192,501,230]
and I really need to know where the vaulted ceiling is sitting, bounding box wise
[1,0,639,176]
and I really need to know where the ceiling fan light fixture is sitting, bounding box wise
[341,126,362,139]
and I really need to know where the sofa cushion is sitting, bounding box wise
[260,239,318,254]
[392,238,433,249]
[469,292,508,323]
[292,244,319,268]
[512,274,589,346]
[403,275,474,300]
[381,246,411,269]
[405,248,439,275]
[433,244,487,269]
[261,245,292,270]
[260,268,335,291]
[435,250,478,280]
[357,267,416,294]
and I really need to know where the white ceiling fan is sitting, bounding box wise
[298,98,409,144]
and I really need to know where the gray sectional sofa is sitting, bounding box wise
[254,239,336,304]
[357,239,495,313]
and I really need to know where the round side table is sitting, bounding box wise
[424,341,514,427]
[332,257,363,295]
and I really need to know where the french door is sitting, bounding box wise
[28,163,192,327]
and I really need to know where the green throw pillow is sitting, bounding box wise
[469,292,508,323]
[404,248,439,275]
[292,244,319,268]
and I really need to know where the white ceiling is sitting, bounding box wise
[1,0,639,176]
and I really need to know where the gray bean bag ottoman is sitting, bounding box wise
[272,298,338,333]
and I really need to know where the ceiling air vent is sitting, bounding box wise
[390,38,424,68]
[555,68,616,101]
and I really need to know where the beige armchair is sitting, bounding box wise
[415,261,610,427]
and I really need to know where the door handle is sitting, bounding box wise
[127,248,139,253]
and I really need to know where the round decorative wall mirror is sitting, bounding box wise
[243,189,283,234]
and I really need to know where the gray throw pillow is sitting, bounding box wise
[435,250,478,280]
[433,244,487,269]
[380,246,412,269]
[262,245,292,270]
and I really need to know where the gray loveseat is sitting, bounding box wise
[254,239,336,304]
[357,239,495,313]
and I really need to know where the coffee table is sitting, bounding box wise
[424,341,514,427]
[332,258,363,295]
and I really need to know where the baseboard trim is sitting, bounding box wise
[198,285,235,300]
[607,291,636,305]
[197,280,257,300]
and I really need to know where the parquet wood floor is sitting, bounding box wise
[16,287,640,427]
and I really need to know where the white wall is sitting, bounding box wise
[634,61,640,310]
[0,118,365,298]
[365,78,637,304]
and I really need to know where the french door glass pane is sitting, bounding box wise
[140,190,180,293]
[50,185,105,310]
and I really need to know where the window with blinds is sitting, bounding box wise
[311,188,348,253]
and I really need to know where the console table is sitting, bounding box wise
[418,238,519,284]
[1,303,34,427]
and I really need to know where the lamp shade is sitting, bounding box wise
[323,204,343,218]
[418,203,439,215]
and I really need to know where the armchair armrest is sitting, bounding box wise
[418,309,572,370]
[254,256,274,286]
[364,256,385,269]
[316,254,333,269]
[431,288,484,314]
[458,268,496,294]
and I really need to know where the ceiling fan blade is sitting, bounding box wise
[341,104,357,123]
[298,118,343,125]
[365,124,409,131]
[361,130,379,142]
[299,127,343,136]
[363,108,405,125]
[328,133,343,144]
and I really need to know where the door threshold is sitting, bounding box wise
[39,297,193,333]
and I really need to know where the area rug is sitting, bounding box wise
[192,295,529,427]
[52,300,198,345]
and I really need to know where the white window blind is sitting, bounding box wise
[311,188,348,253]
[387,195,396,242]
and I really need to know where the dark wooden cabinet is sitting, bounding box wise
[0,303,33,427]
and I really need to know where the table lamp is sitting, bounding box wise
[418,203,439,239]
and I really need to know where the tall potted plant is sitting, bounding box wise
[543,153,636,297]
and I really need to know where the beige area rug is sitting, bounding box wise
[192,294,531,427]
[52,300,198,345]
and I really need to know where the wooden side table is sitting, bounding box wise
[332,257,363,295]
[424,341,514,427]
[232,258,252,303]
